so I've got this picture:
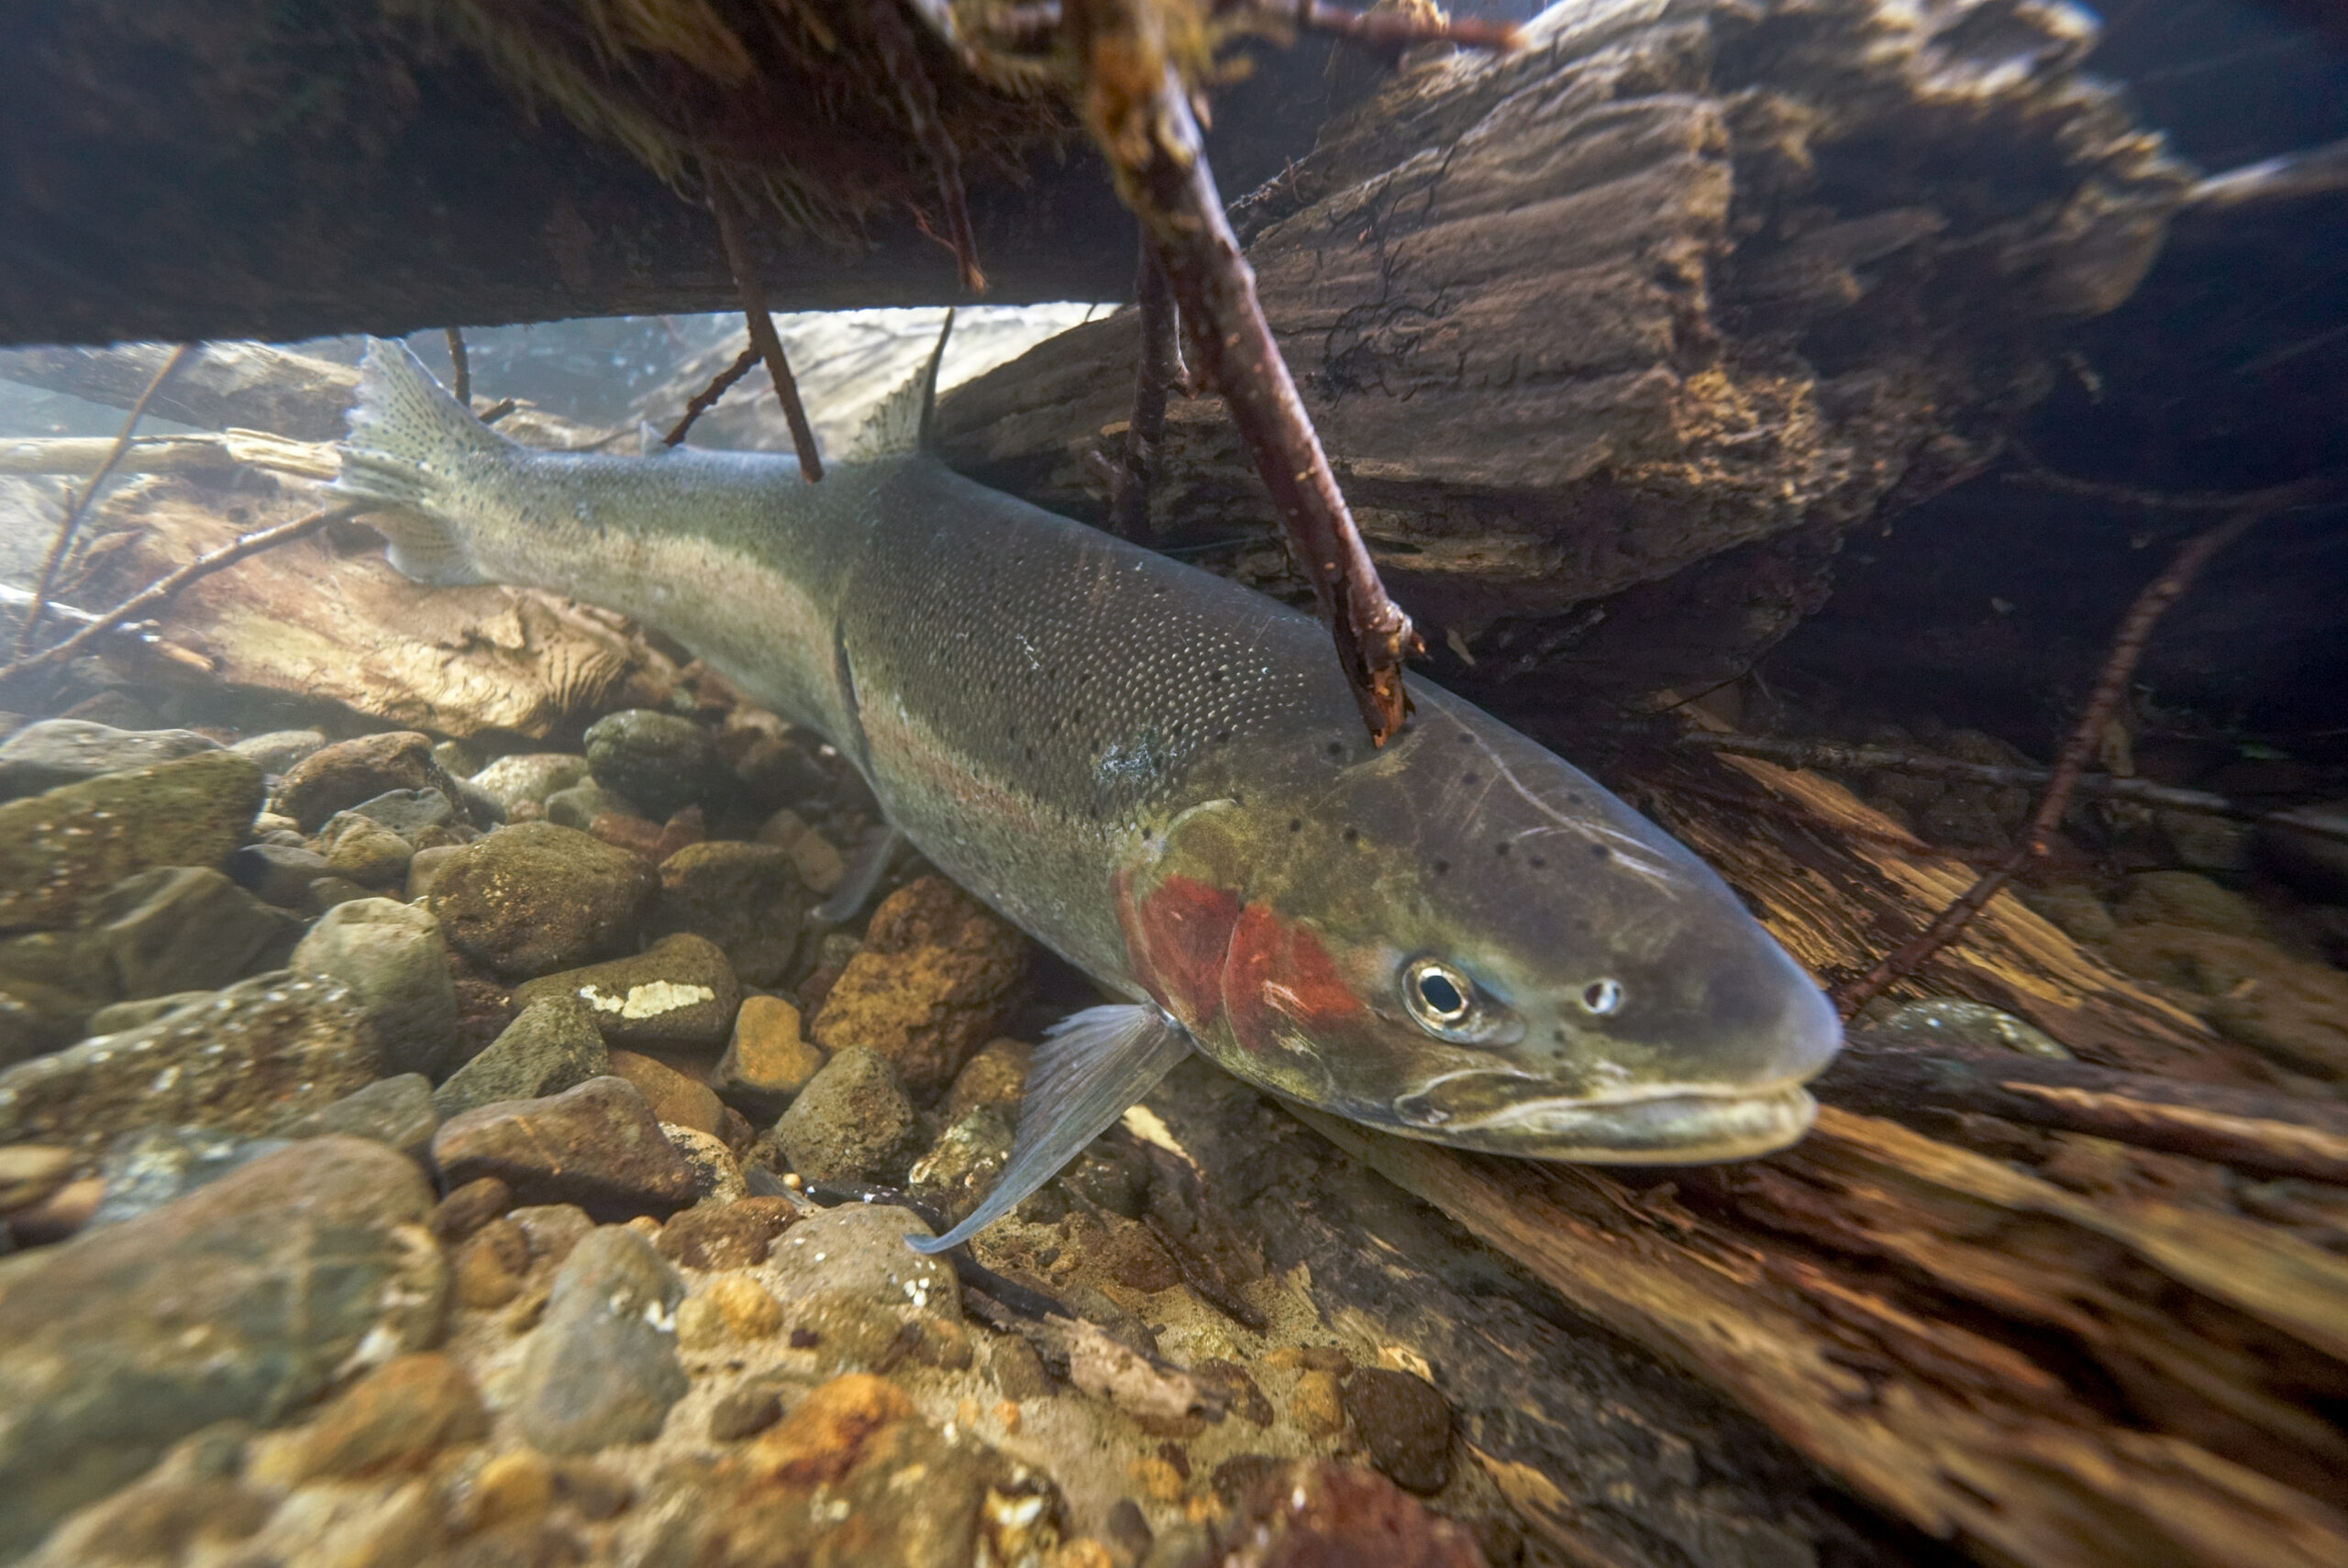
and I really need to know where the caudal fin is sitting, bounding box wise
[335,338,508,585]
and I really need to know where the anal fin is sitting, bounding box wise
[905,1003,1192,1253]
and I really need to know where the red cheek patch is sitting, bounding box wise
[1223,903,1370,1056]
[1118,872,1241,1031]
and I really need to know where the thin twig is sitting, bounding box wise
[1089,229,1185,539]
[443,326,471,409]
[2003,446,2342,513]
[869,0,986,294]
[1832,510,2265,1017]
[2186,135,2348,211]
[663,345,761,447]
[0,505,352,689]
[15,344,195,659]
[1069,1,1420,743]
[704,171,824,481]
[1678,731,2348,843]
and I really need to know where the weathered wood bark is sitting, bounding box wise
[0,346,367,446]
[935,0,2189,698]
[0,0,1374,348]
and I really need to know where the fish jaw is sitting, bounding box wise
[1379,1074,1821,1162]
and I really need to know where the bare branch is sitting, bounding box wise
[443,326,471,409]
[1678,731,2348,845]
[705,174,825,481]
[0,504,353,689]
[1069,0,1420,743]
[871,0,987,294]
[13,344,197,661]
[663,346,762,448]
[1833,510,2266,1016]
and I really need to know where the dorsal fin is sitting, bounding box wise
[846,308,955,462]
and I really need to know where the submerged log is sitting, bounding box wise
[935,0,2189,698]
[0,0,1370,348]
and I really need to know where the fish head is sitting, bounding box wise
[1123,698,1841,1163]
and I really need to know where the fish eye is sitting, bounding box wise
[1403,957,1475,1031]
[1581,978,1624,1016]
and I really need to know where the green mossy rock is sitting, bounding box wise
[0,750,264,933]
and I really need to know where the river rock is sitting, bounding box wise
[94,866,305,1000]
[83,989,211,1035]
[648,841,809,988]
[583,710,727,822]
[0,1145,74,1212]
[546,779,640,830]
[809,877,1028,1099]
[606,1048,725,1134]
[766,1046,920,1185]
[0,980,88,1066]
[469,753,591,815]
[427,823,656,978]
[432,996,609,1119]
[1342,1369,1455,1494]
[229,840,333,907]
[681,1374,1032,1568]
[318,815,415,885]
[229,729,327,775]
[272,732,462,833]
[277,1074,439,1161]
[514,1225,688,1455]
[87,1125,293,1228]
[293,898,462,1080]
[0,720,220,796]
[754,808,846,895]
[908,1107,1013,1226]
[0,1137,444,1561]
[2115,871,2265,939]
[2018,883,2117,945]
[657,1196,797,1270]
[336,787,458,842]
[0,972,382,1155]
[2107,922,2348,1079]
[249,1353,489,1485]
[433,1075,698,1220]
[0,749,265,933]
[762,1201,957,1319]
[664,1123,746,1203]
[713,994,825,1118]
[511,933,741,1048]
[1214,1461,1485,1567]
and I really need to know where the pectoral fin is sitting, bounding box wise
[905,1003,1192,1253]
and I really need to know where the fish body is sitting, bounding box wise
[338,334,1840,1249]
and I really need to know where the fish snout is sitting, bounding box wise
[1645,920,1843,1093]
[1596,911,1850,1099]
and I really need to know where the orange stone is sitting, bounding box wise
[606,1049,725,1136]
[742,1374,913,1491]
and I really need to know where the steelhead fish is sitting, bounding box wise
[337,325,1841,1252]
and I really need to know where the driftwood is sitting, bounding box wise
[935,0,2190,698]
[0,0,1369,347]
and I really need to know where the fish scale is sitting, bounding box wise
[337,326,1841,1253]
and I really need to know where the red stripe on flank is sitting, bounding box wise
[1118,871,1241,1032]
[1224,903,1369,1056]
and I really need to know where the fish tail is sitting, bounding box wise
[335,338,508,586]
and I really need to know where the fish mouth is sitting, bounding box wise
[1390,1080,1819,1163]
